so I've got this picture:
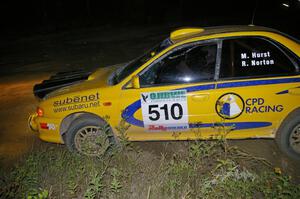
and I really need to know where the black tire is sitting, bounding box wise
[276,110,300,161]
[65,115,115,156]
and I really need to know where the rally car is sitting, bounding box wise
[29,25,300,160]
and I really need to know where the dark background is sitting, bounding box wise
[1,0,299,38]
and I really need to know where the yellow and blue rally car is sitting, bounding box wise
[29,25,300,160]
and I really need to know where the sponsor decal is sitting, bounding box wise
[53,92,100,113]
[141,90,189,132]
[141,90,186,103]
[53,92,99,107]
[40,123,56,130]
[216,93,284,119]
[245,98,283,113]
[216,93,245,119]
[148,125,188,131]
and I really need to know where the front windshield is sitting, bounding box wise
[112,38,173,84]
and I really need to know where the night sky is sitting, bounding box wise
[0,0,299,38]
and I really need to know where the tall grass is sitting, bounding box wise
[1,124,300,198]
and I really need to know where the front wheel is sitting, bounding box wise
[276,111,300,161]
[65,116,115,156]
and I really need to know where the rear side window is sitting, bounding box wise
[220,37,299,79]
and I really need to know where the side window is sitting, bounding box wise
[139,43,217,87]
[220,37,298,79]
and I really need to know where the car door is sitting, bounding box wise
[119,41,222,141]
[215,36,300,139]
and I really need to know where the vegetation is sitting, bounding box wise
[1,122,300,198]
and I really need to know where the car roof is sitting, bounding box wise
[170,25,300,44]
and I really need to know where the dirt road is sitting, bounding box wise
[0,74,45,166]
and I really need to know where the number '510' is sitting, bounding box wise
[148,103,183,121]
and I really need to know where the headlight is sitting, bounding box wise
[36,107,44,117]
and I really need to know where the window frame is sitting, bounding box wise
[217,36,300,81]
[134,39,222,88]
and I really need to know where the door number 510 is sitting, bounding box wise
[148,103,183,121]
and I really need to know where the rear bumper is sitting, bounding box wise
[28,113,64,144]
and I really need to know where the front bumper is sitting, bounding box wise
[28,113,38,132]
[28,113,64,144]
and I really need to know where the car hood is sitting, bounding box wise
[44,64,121,99]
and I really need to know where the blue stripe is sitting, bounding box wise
[276,86,300,95]
[217,77,300,89]
[189,122,272,130]
[177,84,215,92]
[122,100,144,127]
[276,90,289,95]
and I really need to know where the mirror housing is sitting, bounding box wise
[131,75,140,89]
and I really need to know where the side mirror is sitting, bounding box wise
[131,75,140,89]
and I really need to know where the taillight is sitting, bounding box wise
[37,107,44,117]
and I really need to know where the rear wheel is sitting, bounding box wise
[276,111,300,161]
[65,116,115,156]
[289,124,300,154]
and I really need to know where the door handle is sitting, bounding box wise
[191,94,209,102]
[288,87,300,95]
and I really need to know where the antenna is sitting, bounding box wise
[251,0,258,25]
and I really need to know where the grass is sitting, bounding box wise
[1,128,300,198]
